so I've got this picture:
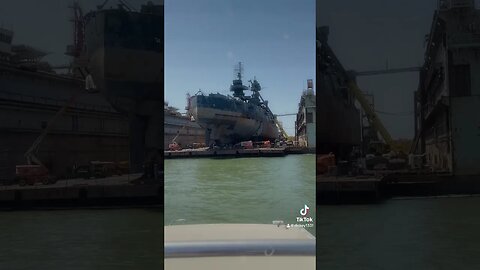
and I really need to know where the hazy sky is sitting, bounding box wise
[165,0,315,136]
[317,0,444,139]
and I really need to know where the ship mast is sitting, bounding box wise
[236,62,243,81]
[230,62,248,100]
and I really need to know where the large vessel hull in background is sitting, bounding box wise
[84,7,163,115]
[190,94,279,145]
[0,64,129,181]
[84,4,164,172]
[164,112,205,149]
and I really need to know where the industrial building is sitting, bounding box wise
[295,79,316,148]
[413,0,480,175]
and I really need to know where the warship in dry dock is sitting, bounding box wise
[187,63,281,146]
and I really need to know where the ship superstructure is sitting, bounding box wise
[188,63,280,146]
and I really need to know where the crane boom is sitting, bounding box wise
[318,26,394,146]
[346,81,394,146]
[23,69,94,167]
[275,113,297,117]
[24,93,82,166]
[354,67,422,76]
[274,117,289,139]
[171,124,187,143]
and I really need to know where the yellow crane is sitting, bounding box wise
[318,26,421,153]
[17,70,96,185]
[347,81,394,147]
[274,117,289,140]
[349,69,421,153]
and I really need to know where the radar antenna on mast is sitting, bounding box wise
[234,62,244,80]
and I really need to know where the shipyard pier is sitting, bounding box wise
[317,0,480,204]
[0,1,164,208]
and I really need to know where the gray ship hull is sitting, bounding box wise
[164,112,205,149]
[190,95,279,145]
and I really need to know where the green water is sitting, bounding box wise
[0,209,163,270]
[164,154,316,234]
[317,196,480,269]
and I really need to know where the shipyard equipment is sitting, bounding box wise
[23,93,80,167]
[354,67,422,157]
[274,118,289,140]
[16,93,83,185]
[353,67,422,77]
[168,124,187,151]
[15,65,101,185]
[275,113,296,141]
[318,26,414,155]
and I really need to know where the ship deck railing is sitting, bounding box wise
[165,239,315,258]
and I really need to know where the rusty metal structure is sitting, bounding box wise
[413,0,480,175]
[316,26,361,158]
[295,79,316,148]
